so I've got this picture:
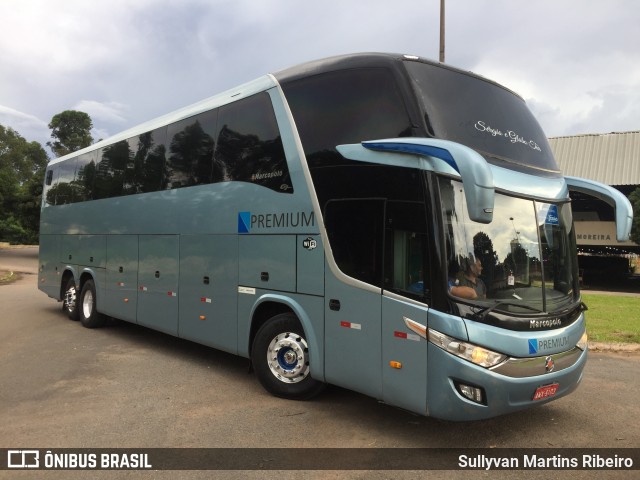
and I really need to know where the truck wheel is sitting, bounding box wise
[251,313,325,400]
[79,279,105,328]
[63,277,79,321]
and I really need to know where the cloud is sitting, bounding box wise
[1,0,157,74]
[1,0,639,148]
[73,101,129,124]
[70,101,130,142]
[447,0,640,136]
[566,85,640,136]
[0,104,50,146]
[0,105,48,130]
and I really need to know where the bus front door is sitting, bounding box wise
[381,294,429,415]
[323,198,385,399]
[324,274,382,399]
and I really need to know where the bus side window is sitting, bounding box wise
[75,151,98,202]
[324,199,385,287]
[280,67,413,164]
[133,127,168,193]
[214,92,292,193]
[166,109,218,189]
[43,167,58,206]
[51,158,79,205]
[97,141,130,198]
[384,201,430,299]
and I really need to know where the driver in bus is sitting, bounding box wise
[449,255,486,300]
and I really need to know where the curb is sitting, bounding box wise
[589,342,640,354]
[0,244,38,249]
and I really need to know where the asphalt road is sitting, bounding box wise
[1,246,638,479]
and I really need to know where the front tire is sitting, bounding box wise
[251,313,325,400]
[79,279,105,328]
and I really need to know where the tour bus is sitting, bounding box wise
[38,53,633,421]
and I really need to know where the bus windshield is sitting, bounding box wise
[440,178,579,314]
[405,60,560,176]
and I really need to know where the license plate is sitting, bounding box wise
[532,383,559,401]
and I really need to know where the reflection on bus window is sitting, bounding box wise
[440,177,577,313]
[42,94,293,207]
[166,109,217,189]
[215,92,292,193]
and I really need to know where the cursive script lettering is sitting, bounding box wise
[475,120,542,152]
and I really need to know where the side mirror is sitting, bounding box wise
[565,176,633,242]
[337,138,495,223]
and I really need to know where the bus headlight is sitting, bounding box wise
[428,328,507,368]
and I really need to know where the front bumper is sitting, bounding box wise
[426,342,587,421]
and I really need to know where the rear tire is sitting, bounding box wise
[79,279,105,328]
[63,277,79,321]
[251,313,325,400]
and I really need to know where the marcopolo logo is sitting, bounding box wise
[238,211,315,234]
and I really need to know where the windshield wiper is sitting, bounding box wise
[473,301,544,321]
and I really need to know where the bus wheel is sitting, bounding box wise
[251,313,325,400]
[79,279,105,329]
[63,278,79,321]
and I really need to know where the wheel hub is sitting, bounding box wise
[267,332,310,383]
[64,286,76,312]
[82,289,94,319]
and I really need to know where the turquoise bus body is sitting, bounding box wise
[38,53,633,420]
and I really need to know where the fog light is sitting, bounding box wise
[455,382,485,405]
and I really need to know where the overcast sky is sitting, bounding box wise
[1,0,639,154]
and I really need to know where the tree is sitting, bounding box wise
[16,167,46,243]
[47,110,93,157]
[0,124,48,243]
[473,231,497,283]
[629,187,640,245]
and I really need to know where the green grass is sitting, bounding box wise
[582,294,640,344]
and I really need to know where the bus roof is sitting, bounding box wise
[273,52,522,99]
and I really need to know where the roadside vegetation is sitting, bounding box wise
[582,293,640,344]
[0,111,93,245]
